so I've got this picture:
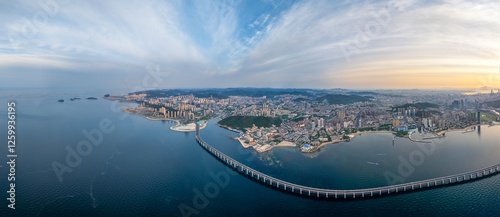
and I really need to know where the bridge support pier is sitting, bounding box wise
[195,134,500,201]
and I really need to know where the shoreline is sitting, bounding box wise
[312,130,394,151]
[217,124,243,133]
[222,122,499,154]
[122,107,207,132]
[235,137,296,153]
[170,121,208,132]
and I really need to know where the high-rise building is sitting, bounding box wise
[318,118,324,128]
[338,111,345,120]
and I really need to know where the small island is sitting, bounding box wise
[86,97,98,100]
[57,99,64,102]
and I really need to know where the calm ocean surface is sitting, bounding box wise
[0,88,499,217]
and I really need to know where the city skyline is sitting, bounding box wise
[1,0,500,89]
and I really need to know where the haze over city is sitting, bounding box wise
[1,0,500,89]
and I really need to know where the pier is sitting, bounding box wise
[195,125,500,199]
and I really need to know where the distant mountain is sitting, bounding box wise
[478,86,495,90]
[218,116,282,131]
[347,91,403,97]
[316,94,372,105]
[346,91,380,95]
[132,88,317,99]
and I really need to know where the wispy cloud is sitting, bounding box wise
[1,0,499,89]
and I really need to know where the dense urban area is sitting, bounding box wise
[107,88,500,153]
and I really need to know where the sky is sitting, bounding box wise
[1,0,500,90]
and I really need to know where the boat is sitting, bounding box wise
[366,161,379,166]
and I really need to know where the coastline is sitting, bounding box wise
[217,124,243,133]
[235,137,296,153]
[229,124,495,154]
[122,107,207,132]
[309,130,394,152]
[437,124,479,135]
[170,121,208,132]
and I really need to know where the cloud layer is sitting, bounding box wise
[1,0,500,89]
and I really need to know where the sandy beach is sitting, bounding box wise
[354,130,392,135]
[276,141,296,147]
[435,124,483,136]
[316,139,343,149]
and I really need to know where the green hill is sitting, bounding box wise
[218,116,282,131]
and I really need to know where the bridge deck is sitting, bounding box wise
[195,129,500,199]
